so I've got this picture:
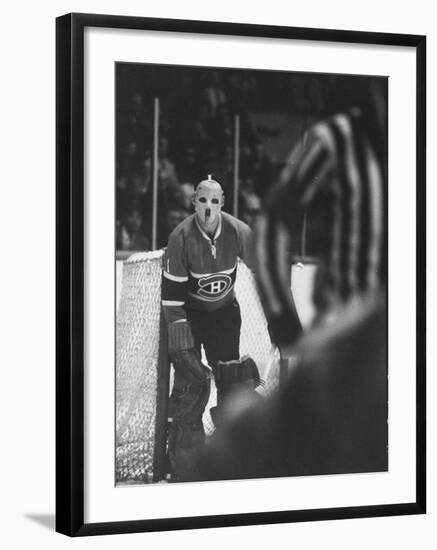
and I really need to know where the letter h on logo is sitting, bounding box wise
[210,281,223,294]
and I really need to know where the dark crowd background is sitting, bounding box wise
[116,63,380,256]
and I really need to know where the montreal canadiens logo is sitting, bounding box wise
[198,274,232,300]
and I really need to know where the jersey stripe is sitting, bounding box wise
[189,264,237,278]
[161,274,188,303]
[162,300,185,306]
[256,106,386,346]
[163,271,188,282]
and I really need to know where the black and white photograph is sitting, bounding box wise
[2,0,434,546]
[114,63,389,486]
[52,10,426,538]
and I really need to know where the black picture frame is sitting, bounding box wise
[56,12,426,537]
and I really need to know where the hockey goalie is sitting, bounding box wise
[161,176,264,480]
[115,176,277,484]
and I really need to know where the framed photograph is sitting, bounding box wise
[56,13,426,536]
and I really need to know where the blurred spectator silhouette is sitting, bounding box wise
[203,70,227,118]
[208,144,235,211]
[179,183,195,213]
[166,208,188,234]
[249,141,274,200]
[177,146,202,186]
[210,105,234,153]
[227,73,259,112]
[116,220,131,251]
[126,209,149,251]
[116,141,149,223]
[118,93,151,155]
[239,178,261,229]
[157,137,178,187]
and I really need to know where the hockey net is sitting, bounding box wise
[115,250,277,485]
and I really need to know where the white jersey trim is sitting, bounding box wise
[162,300,185,306]
[163,271,188,283]
[189,263,237,279]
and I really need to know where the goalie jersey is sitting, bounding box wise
[161,212,253,323]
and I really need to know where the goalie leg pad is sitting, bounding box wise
[167,421,205,480]
[167,366,211,479]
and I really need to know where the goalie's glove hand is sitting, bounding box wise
[214,355,261,394]
[168,320,210,384]
[211,355,263,429]
[172,349,211,385]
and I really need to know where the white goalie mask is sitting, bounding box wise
[193,177,224,229]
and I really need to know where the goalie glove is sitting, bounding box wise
[167,321,210,385]
[210,355,263,428]
[214,355,261,399]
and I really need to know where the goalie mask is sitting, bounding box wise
[193,176,224,230]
